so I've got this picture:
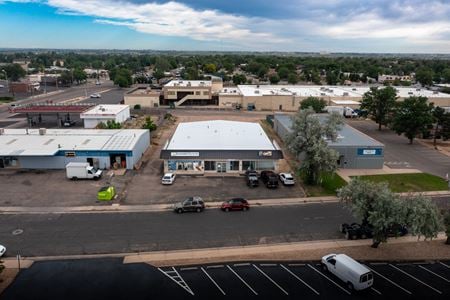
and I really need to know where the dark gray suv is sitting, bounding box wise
[173,196,205,213]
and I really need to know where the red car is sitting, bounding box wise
[221,198,250,212]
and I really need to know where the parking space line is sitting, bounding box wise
[226,265,258,295]
[233,263,250,267]
[438,261,450,269]
[307,264,351,295]
[370,262,387,265]
[158,267,195,296]
[389,264,442,294]
[206,265,224,269]
[418,265,450,283]
[252,264,289,295]
[371,287,382,295]
[287,263,305,267]
[201,267,226,296]
[367,267,412,295]
[180,267,198,271]
[280,264,320,296]
[260,263,277,267]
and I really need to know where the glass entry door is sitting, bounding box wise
[217,162,227,173]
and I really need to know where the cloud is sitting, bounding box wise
[1,0,450,52]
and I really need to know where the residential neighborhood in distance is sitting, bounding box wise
[0,0,449,299]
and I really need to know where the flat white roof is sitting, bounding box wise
[219,87,241,95]
[165,120,277,150]
[165,80,211,88]
[0,129,148,156]
[331,100,361,105]
[80,105,129,118]
[236,85,450,98]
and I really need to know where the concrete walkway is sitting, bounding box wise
[337,166,421,182]
[0,196,338,214]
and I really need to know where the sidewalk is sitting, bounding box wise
[337,166,421,182]
[124,233,449,267]
[0,196,339,214]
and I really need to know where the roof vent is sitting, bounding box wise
[39,128,46,135]
[0,128,4,135]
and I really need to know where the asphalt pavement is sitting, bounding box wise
[2,258,449,299]
[0,203,355,257]
[347,119,450,178]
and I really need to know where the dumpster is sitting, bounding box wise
[97,186,116,201]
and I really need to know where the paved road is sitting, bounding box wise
[0,204,354,257]
[2,258,449,299]
[348,119,450,178]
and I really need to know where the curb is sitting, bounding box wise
[2,233,446,268]
[0,196,340,214]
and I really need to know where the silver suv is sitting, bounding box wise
[173,196,205,213]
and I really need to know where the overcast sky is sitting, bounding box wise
[0,0,449,53]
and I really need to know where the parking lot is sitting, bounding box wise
[158,260,450,299]
[2,258,449,299]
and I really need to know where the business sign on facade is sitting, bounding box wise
[357,148,383,156]
[258,151,272,157]
[171,152,200,157]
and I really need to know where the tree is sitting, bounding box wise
[300,97,326,113]
[153,69,164,80]
[404,194,443,241]
[338,178,443,248]
[203,63,216,74]
[72,68,87,84]
[361,86,397,130]
[277,67,289,79]
[232,74,246,85]
[287,73,298,84]
[326,70,338,85]
[391,96,434,144]
[432,106,445,148]
[142,116,157,131]
[286,108,344,185]
[416,67,434,86]
[443,68,450,83]
[269,74,280,84]
[444,211,450,244]
[3,63,26,81]
[97,120,122,129]
[59,70,73,86]
[311,70,321,85]
[112,68,132,88]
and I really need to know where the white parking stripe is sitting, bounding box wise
[280,264,320,295]
[206,265,224,269]
[233,263,250,267]
[389,264,442,294]
[370,262,388,265]
[371,287,382,295]
[418,265,450,283]
[180,267,198,271]
[260,263,277,267]
[307,264,351,295]
[253,264,289,295]
[226,265,258,295]
[438,261,450,269]
[201,267,226,296]
[288,263,305,267]
[366,267,412,295]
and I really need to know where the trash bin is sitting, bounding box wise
[97,186,116,201]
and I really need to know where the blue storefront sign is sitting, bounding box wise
[357,148,383,156]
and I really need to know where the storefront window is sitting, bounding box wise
[204,161,216,171]
[242,161,256,171]
[256,161,275,171]
[229,161,240,171]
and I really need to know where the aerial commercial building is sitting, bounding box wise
[162,79,223,106]
[0,128,150,170]
[124,86,161,108]
[160,120,283,175]
[80,105,130,129]
[273,114,384,169]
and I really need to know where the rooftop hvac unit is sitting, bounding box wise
[343,92,349,96]
[433,91,439,94]
[0,128,4,135]
[254,90,259,94]
[321,93,326,96]
[408,91,413,95]
[416,88,421,91]
[39,128,46,135]
[352,88,357,91]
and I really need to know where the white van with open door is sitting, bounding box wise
[321,253,373,291]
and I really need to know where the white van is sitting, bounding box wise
[321,253,373,291]
[325,106,358,118]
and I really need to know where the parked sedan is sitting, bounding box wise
[173,196,205,213]
[221,198,250,212]
[161,173,176,185]
[0,244,5,257]
[279,173,295,186]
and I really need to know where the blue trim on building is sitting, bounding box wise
[55,150,133,157]
[357,148,383,156]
